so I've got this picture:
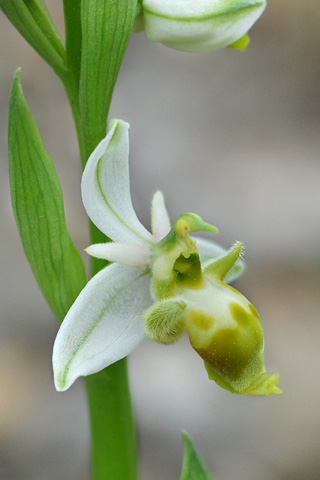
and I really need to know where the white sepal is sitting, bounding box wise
[53,264,152,391]
[151,191,171,241]
[85,242,150,269]
[81,119,153,244]
[193,236,245,283]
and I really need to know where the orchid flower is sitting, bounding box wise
[134,0,267,52]
[53,119,281,395]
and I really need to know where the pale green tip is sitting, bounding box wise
[244,372,282,395]
[228,34,251,52]
[175,213,218,236]
[205,363,282,396]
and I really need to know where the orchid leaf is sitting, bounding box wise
[180,432,212,480]
[0,0,67,77]
[8,69,87,322]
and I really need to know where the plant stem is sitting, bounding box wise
[84,361,137,480]
[83,217,137,480]
[62,77,138,478]
[62,86,138,478]
[60,1,139,476]
[62,76,87,168]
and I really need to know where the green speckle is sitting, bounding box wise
[188,309,213,331]
[230,301,260,326]
[188,305,264,384]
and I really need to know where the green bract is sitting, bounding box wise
[135,0,266,52]
[53,119,281,396]
[8,70,87,323]
[180,432,212,480]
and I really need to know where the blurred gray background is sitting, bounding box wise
[1,1,320,479]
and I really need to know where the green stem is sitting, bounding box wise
[62,75,87,168]
[61,82,138,478]
[62,75,138,478]
[60,2,139,478]
[83,218,136,480]
[84,360,137,480]
[62,77,138,477]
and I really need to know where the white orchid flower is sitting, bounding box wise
[134,0,266,52]
[53,119,281,395]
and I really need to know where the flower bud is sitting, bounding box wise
[135,0,266,52]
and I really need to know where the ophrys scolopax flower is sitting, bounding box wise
[53,119,281,395]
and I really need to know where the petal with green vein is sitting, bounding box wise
[53,263,152,391]
[81,119,153,244]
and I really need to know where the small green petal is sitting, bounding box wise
[203,241,243,281]
[228,33,251,51]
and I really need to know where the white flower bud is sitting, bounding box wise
[136,0,266,52]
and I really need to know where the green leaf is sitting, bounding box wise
[8,69,87,322]
[0,0,67,77]
[180,432,212,480]
[79,0,138,157]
